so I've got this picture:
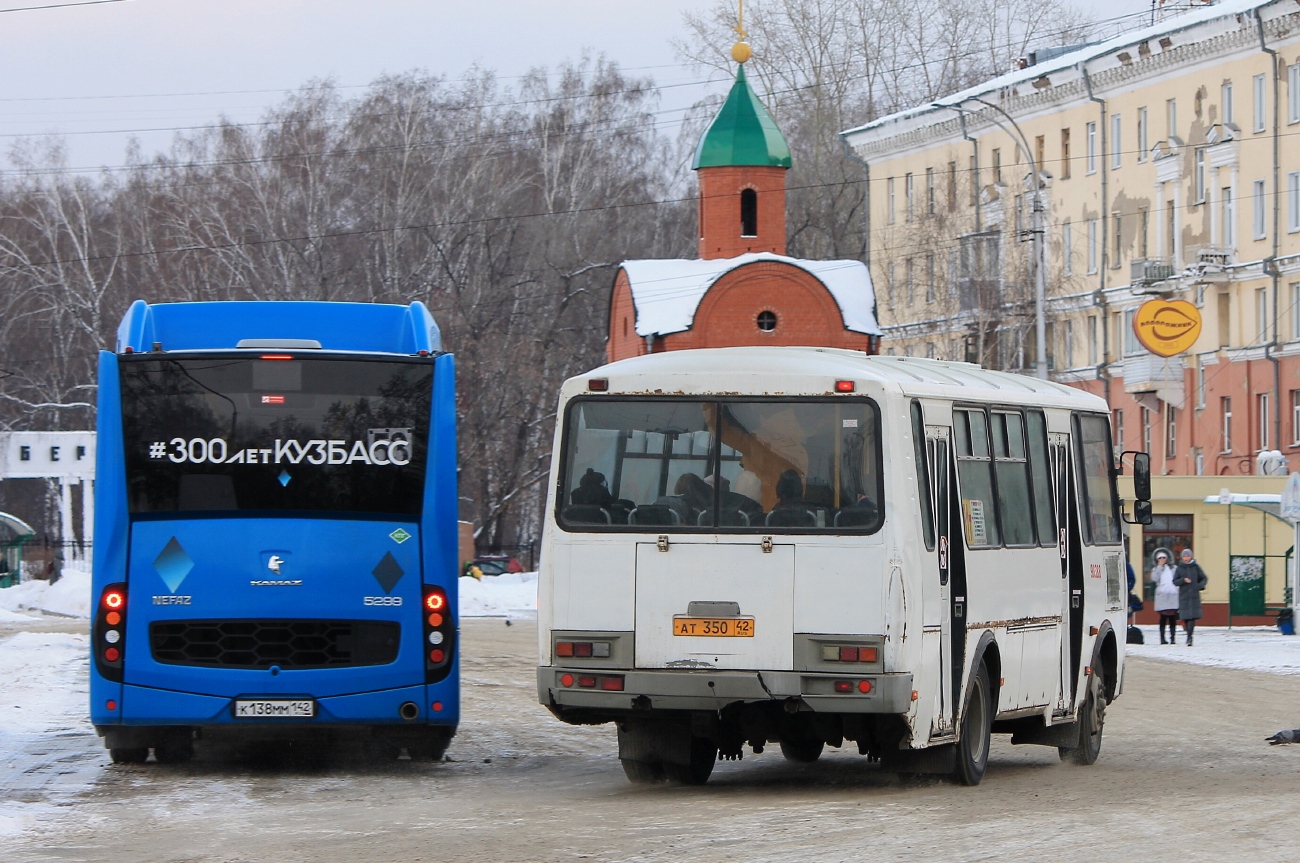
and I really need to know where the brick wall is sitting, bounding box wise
[697,165,787,260]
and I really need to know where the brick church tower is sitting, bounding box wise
[606,54,880,363]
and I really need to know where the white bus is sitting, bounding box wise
[537,347,1150,785]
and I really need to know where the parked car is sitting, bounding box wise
[468,556,525,577]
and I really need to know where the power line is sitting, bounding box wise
[0,0,124,12]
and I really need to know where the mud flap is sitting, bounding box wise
[1007,719,1081,748]
[881,743,957,774]
[617,719,693,767]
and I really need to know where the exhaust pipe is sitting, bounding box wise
[398,701,419,721]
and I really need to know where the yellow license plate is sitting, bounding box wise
[672,617,755,637]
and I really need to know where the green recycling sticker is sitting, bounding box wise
[389,528,412,544]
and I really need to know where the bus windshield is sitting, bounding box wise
[120,355,432,516]
[558,397,883,533]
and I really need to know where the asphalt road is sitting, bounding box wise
[4,618,1299,862]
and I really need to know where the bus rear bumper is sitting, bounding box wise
[539,667,914,715]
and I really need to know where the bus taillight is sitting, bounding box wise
[424,586,454,683]
[95,584,127,683]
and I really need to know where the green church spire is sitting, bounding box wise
[692,64,792,170]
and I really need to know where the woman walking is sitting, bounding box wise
[1151,548,1180,644]
[1174,548,1208,646]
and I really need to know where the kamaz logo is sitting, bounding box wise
[250,579,303,587]
[267,554,284,575]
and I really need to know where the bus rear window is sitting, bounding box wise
[557,398,883,533]
[120,356,432,516]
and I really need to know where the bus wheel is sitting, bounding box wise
[1060,665,1106,765]
[109,748,149,765]
[620,758,665,784]
[954,662,992,786]
[779,737,825,763]
[662,737,717,786]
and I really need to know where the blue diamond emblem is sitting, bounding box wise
[278,470,291,487]
[153,537,194,594]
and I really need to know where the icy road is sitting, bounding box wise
[3,616,1300,862]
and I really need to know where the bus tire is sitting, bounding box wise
[955,662,992,786]
[620,758,665,784]
[661,737,717,786]
[1059,665,1106,765]
[779,738,825,763]
[109,747,149,765]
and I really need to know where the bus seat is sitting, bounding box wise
[710,509,750,527]
[765,507,816,528]
[629,505,681,526]
[834,507,876,527]
[177,475,238,511]
[562,504,612,524]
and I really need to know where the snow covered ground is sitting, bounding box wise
[458,571,538,619]
[1129,625,1300,675]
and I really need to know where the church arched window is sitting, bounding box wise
[740,188,758,237]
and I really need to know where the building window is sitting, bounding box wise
[756,310,777,331]
[887,263,896,308]
[1167,199,1177,257]
[905,173,914,221]
[926,253,935,303]
[1087,219,1098,273]
[1086,122,1097,174]
[1254,179,1267,240]
[926,342,935,359]
[1060,128,1071,179]
[1114,409,1125,452]
[1139,207,1149,258]
[1064,319,1074,369]
[1194,150,1206,203]
[1167,406,1177,457]
[740,188,757,237]
[1112,212,1122,267]
[1291,283,1300,340]
[1258,392,1271,450]
[1167,98,1177,137]
[1123,308,1139,355]
[906,257,914,305]
[1258,286,1270,344]
[1063,220,1073,277]
[1088,315,1098,365]
[992,149,1001,184]
[1254,74,1267,133]
[1292,389,1300,444]
[1111,114,1122,169]
[947,161,957,211]
[1196,356,1206,408]
[1195,448,1204,475]
[1290,63,1300,124]
[1141,406,1152,454]
[1222,397,1233,452]
[1034,134,1045,172]
[1137,107,1148,162]
[969,156,978,206]
[1290,172,1300,232]
[888,178,896,224]
[926,167,935,215]
[1221,186,1235,246]
[1223,81,1234,126]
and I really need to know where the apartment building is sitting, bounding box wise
[842,0,1300,480]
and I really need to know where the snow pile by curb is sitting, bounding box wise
[0,567,91,619]
[459,571,537,619]
[1130,626,1300,675]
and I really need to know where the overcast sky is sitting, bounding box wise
[0,0,1139,173]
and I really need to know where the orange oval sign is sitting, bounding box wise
[1133,298,1202,357]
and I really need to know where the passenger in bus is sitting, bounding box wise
[706,473,762,523]
[570,468,614,508]
[659,473,712,524]
[765,470,817,527]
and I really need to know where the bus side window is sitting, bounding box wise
[1073,413,1122,544]
[911,401,934,550]
[990,411,1035,546]
[953,409,1001,547]
[1025,410,1056,547]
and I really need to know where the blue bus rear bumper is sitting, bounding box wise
[94,681,459,727]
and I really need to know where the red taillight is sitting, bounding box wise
[104,647,120,662]
[431,701,443,712]
[858,680,873,694]
[260,354,293,360]
[425,589,447,611]
[839,646,859,662]
[106,700,117,711]
[835,380,855,392]
[859,647,878,663]
[260,395,286,405]
[429,648,445,663]
[574,642,593,658]
[577,675,597,688]
[105,611,121,626]
[588,378,609,391]
[555,642,574,657]
[599,676,624,692]
[560,673,575,688]
[103,590,124,610]
[427,612,444,627]
[834,680,852,693]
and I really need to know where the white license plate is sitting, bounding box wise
[233,699,315,719]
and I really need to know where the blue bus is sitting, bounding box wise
[90,300,458,763]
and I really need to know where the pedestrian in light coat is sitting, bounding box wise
[1174,548,1208,646]
[1150,548,1180,644]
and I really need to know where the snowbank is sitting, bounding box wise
[1130,625,1300,675]
[0,566,91,619]
[459,571,537,619]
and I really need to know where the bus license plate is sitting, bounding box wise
[233,699,316,719]
[672,617,755,637]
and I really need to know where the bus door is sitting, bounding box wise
[1050,434,1085,712]
[924,426,955,735]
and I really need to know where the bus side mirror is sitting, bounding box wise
[1131,499,1153,525]
[1131,452,1151,501]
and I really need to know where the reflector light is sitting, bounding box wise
[432,701,443,712]
[599,676,624,692]
[103,591,124,610]
[123,346,134,354]
[427,612,444,627]
[429,648,445,663]
[105,630,121,644]
[560,674,575,688]
[555,642,574,657]
[592,642,611,658]
[858,680,873,694]
[428,631,445,645]
[104,647,120,662]
[424,590,447,611]
[834,680,852,693]
[577,675,597,688]
[588,378,609,392]
[418,350,429,357]
[835,380,855,392]
[839,646,859,662]
[260,354,293,360]
[106,700,117,711]
[105,611,121,626]
[859,647,878,663]
[821,645,839,661]
[574,642,593,658]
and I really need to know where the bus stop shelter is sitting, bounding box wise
[0,511,35,588]
[1201,491,1295,627]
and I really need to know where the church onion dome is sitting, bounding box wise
[692,64,792,170]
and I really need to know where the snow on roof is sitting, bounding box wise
[842,0,1270,141]
[620,252,880,338]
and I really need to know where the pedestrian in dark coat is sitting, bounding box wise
[1174,548,1208,645]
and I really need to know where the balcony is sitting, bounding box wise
[1130,258,1177,292]
[1187,245,1233,283]
[1120,353,1185,409]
